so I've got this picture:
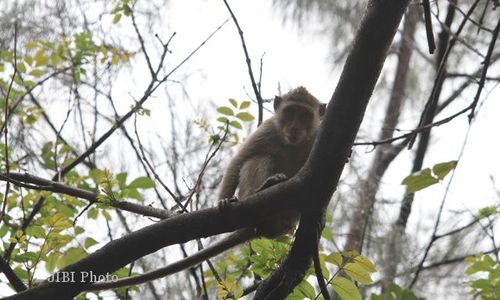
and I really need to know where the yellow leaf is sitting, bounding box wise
[344,263,373,285]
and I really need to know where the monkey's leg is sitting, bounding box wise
[256,173,287,192]
[219,173,286,211]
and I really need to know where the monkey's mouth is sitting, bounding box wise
[285,134,301,145]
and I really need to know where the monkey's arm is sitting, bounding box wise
[86,228,257,291]
[218,155,243,199]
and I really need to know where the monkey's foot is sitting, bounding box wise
[218,196,239,211]
[257,173,288,192]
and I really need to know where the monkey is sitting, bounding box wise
[86,87,326,291]
[218,86,326,237]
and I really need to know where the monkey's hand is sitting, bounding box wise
[218,196,239,211]
[257,173,288,192]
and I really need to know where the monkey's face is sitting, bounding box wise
[278,104,317,146]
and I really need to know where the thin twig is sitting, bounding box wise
[131,10,155,77]
[0,22,17,227]
[222,0,264,125]
[158,18,230,84]
[181,123,229,211]
[422,0,436,54]
[409,112,474,288]
[133,113,185,211]
[468,16,500,121]
[408,0,480,148]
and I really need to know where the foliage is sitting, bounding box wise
[370,283,425,300]
[0,10,136,290]
[205,215,377,300]
[401,160,457,194]
[196,98,255,146]
[464,253,500,300]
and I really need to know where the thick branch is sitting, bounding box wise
[3,179,300,299]
[255,0,410,298]
[0,172,171,219]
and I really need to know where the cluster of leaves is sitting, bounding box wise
[401,160,457,194]
[0,167,154,291]
[215,98,255,145]
[478,206,497,219]
[90,169,155,205]
[197,98,255,146]
[112,0,133,24]
[370,283,425,300]
[204,214,377,300]
[0,32,131,136]
[464,253,500,300]
[0,4,143,297]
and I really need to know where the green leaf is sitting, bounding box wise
[401,168,439,194]
[46,252,61,272]
[14,267,29,280]
[84,237,98,249]
[113,13,122,24]
[230,120,242,129]
[24,55,33,66]
[465,261,492,275]
[51,53,60,66]
[229,98,238,108]
[58,247,87,268]
[291,279,316,299]
[432,160,457,180]
[74,226,85,235]
[217,106,234,116]
[0,225,9,238]
[17,62,26,73]
[48,213,72,232]
[331,277,361,300]
[344,263,373,284]
[23,80,36,88]
[325,252,343,266]
[217,116,229,124]
[240,101,251,109]
[236,112,255,122]
[322,226,333,241]
[87,207,98,219]
[123,4,131,16]
[128,176,155,189]
[479,206,496,218]
[353,256,377,273]
[25,41,39,50]
[471,279,490,289]
[123,188,143,201]
[89,168,104,183]
[26,225,45,238]
[29,69,45,77]
[116,172,128,188]
[34,49,49,67]
[17,252,38,263]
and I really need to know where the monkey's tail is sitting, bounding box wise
[86,228,257,291]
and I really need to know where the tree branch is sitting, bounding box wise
[222,0,264,125]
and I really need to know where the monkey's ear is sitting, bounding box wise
[319,103,327,116]
[273,96,283,112]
